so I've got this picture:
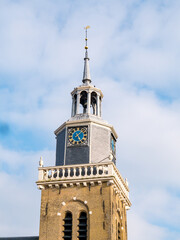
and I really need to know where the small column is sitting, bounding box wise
[87,91,91,114]
[71,96,74,117]
[45,170,49,180]
[90,166,93,176]
[96,166,99,176]
[62,168,65,179]
[80,167,82,177]
[76,92,80,114]
[84,166,88,176]
[56,169,60,179]
[51,169,55,180]
[96,93,100,117]
[68,168,71,177]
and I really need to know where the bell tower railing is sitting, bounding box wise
[37,162,131,208]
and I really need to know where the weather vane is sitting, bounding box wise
[84,25,90,49]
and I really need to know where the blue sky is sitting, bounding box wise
[0,0,180,239]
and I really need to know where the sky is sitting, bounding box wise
[0,0,180,239]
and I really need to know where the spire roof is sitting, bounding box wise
[82,26,91,85]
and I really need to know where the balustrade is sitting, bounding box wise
[37,162,129,198]
[38,163,110,181]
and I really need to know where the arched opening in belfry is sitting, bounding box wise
[91,92,97,115]
[73,94,77,116]
[63,211,73,240]
[78,211,87,240]
[80,91,87,114]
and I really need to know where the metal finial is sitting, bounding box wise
[84,26,90,50]
[82,26,91,84]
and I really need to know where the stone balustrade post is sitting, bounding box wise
[45,170,49,180]
[85,166,88,176]
[57,169,60,179]
[90,166,93,176]
[101,165,105,175]
[108,163,113,175]
[62,168,65,179]
[51,169,55,180]
[38,168,44,181]
[74,168,78,178]
[96,166,100,176]
[79,167,83,177]
[104,164,108,174]
[68,168,71,177]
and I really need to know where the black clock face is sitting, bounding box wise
[67,126,88,146]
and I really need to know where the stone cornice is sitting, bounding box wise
[54,117,118,139]
[71,85,103,98]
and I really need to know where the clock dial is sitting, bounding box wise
[72,130,84,142]
[111,138,115,151]
[111,135,116,155]
[68,127,88,146]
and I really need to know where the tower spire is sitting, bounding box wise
[83,26,91,85]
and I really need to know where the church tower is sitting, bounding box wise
[37,27,131,240]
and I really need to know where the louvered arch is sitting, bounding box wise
[118,222,121,240]
[63,211,72,240]
[78,211,87,240]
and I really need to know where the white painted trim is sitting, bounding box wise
[54,118,118,139]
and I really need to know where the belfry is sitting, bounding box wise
[37,27,131,240]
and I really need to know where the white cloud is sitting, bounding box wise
[128,212,166,240]
[101,78,180,239]
[0,0,180,239]
[0,145,54,237]
[101,79,180,186]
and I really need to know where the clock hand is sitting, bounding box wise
[75,131,82,138]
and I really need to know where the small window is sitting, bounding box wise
[63,212,72,240]
[80,91,88,114]
[78,212,87,240]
